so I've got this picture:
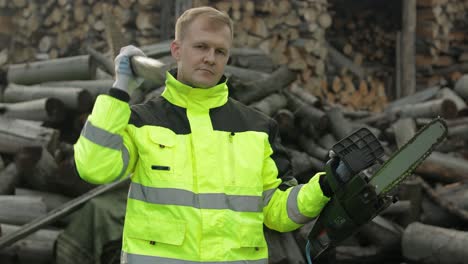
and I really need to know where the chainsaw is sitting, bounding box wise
[306,117,448,262]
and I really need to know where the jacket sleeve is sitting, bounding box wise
[74,89,138,184]
[262,120,330,232]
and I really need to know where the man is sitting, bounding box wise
[74,6,332,264]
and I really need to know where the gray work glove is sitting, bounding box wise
[113,45,146,95]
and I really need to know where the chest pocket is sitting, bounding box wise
[225,132,264,190]
[144,127,185,182]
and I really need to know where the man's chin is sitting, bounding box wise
[193,78,218,88]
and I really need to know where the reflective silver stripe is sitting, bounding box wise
[129,182,262,212]
[262,188,276,207]
[287,184,313,224]
[122,252,267,264]
[82,120,130,179]
[81,121,123,150]
[115,146,130,181]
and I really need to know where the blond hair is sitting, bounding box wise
[175,6,234,41]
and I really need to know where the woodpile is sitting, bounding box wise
[323,0,397,112]
[0,0,468,263]
[0,0,175,65]
[416,0,468,88]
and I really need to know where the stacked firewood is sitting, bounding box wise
[0,41,467,263]
[0,0,173,64]
[416,0,468,87]
[322,0,398,113]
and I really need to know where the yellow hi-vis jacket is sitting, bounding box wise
[74,70,330,263]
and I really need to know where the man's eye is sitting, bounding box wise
[216,50,226,55]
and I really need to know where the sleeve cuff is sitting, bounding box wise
[297,172,331,218]
[109,88,130,102]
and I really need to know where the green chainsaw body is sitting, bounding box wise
[307,118,447,260]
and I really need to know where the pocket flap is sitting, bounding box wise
[127,215,186,246]
[148,127,176,147]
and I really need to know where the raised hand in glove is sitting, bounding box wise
[113,45,146,95]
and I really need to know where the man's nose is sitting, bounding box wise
[203,49,215,64]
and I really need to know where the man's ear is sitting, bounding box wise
[170,40,180,61]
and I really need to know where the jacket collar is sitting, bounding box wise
[162,69,228,110]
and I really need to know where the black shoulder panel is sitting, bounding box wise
[129,97,191,135]
[210,98,271,134]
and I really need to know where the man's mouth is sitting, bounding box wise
[198,68,214,74]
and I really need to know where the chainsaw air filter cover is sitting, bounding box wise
[331,128,384,176]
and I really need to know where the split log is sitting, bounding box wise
[415,152,468,183]
[454,74,468,100]
[391,118,417,148]
[0,98,66,123]
[355,111,398,126]
[230,48,275,73]
[15,146,58,194]
[40,79,113,99]
[7,55,96,85]
[298,119,321,140]
[287,148,325,183]
[54,145,96,197]
[287,83,320,107]
[337,216,403,262]
[0,196,47,225]
[397,179,423,225]
[0,164,17,195]
[274,109,298,142]
[250,93,287,117]
[421,196,462,228]
[385,86,440,112]
[448,124,468,141]
[0,117,59,155]
[318,133,337,150]
[419,178,468,223]
[285,91,329,130]
[326,42,368,79]
[298,135,329,161]
[236,66,296,104]
[402,222,468,264]
[397,98,457,119]
[381,200,412,216]
[444,117,468,127]
[225,65,270,83]
[358,216,403,250]
[0,224,59,264]
[343,109,371,119]
[4,84,93,112]
[434,182,468,211]
[15,145,94,197]
[436,87,467,113]
[326,107,353,141]
[15,188,71,212]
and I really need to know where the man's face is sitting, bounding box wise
[171,16,232,88]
